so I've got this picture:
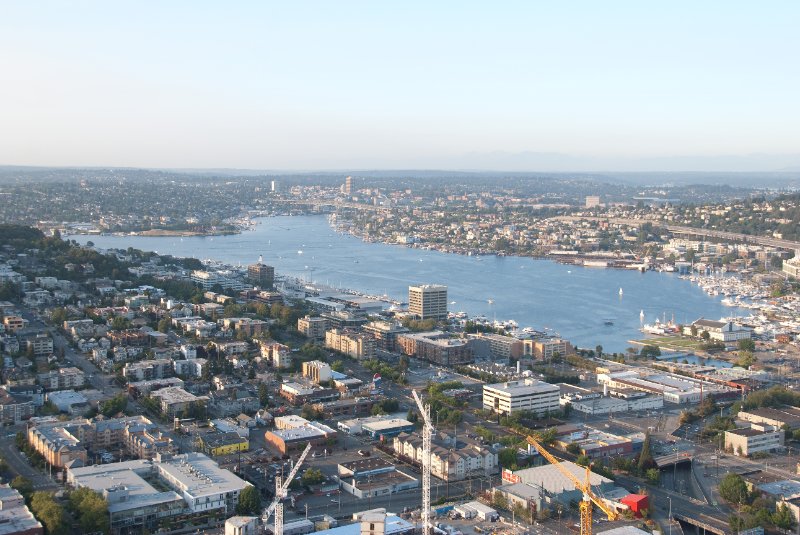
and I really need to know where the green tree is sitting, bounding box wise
[499,448,518,469]
[719,473,750,506]
[575,454,590,467]
[566,443,581,455]
[737,338,756,352]
[236,486,262,515]
[69,487,110,534]
[595,345,603,358]
[492,490,509,510]
[110,316,131,330]
[11,476,33,500]
[637,432,655,472]
[331,360,344,373]
[301,468,325,486]
[645,468,660,483]
[157,314,172,333]
[258,383,269,407]
[31,492,66,535]
[773,503,796,530]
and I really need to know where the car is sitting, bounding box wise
[357,450,371,457]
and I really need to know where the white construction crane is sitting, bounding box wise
[262,442,312,535]
[412,390,433,535]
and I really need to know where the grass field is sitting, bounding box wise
[631,336,705,350]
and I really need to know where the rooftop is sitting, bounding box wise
[484,379,560,396]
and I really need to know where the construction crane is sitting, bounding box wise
[412,390,433,535]
[526,435,618,535]
[262,442,313,535]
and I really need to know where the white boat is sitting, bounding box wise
[619,288,623,296]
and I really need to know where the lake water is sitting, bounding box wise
[656,354,733,368]
[71,215,743,352]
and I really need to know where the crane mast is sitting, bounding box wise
[525,435,618,535]
[263,442,313,534]
[412,390,433,535]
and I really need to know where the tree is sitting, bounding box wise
[301,468,325,486]
[773,503,796,530]
[645,468,660,483]
[700,330,711,341]
[719,473,749,506]
[31,492,66,535]
[236,486,262,515]
[595,345,603,358]
[738,338,756,352]
[331,360,344,373]
[157,314,172,333]
[499,448,518,469]
[637,432,655,472]
[69,487,109,534]
[11,476,33,500]
[575,455,590,467]
[258,383,269,407]
[492,490,508,510]
[566,443,581,455]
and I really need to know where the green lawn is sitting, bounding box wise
[633,336,704,350]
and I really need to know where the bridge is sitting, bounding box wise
[280,199,392,212]
[555,216,800,251]
[654,450,694,469]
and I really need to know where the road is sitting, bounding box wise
[0,428,59,491]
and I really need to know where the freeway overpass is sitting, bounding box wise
[555,216,800,251]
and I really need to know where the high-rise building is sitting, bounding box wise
[344,175,353,195]
[408,284,448,320]
[270,180,278,192]
[247,260,274,288]
[585,195,601,208]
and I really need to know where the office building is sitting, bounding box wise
[247,262,274,288]
[344,176,353,195]
[408,284,448,320]
[483,379,560,416]
[362,321,410,352]
[725,424,784,456]
[302,360,332,384]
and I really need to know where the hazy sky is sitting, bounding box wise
[1,2,799,171]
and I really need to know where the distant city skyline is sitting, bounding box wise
[1,2,799,172]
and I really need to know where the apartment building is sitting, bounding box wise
[392,431,498,481]
[123,359,174,381]
[396,331,473,366]
[247,262,274,288]
[523,337,573,360]
[297,315,330,341]
[302,360,332,384]
[362,321,410,352]
[325,329,376,360]
[475,333,524,360]
[37,367,85,391]
[24,334,53,358]
[483,379,560,416]
[151,387,207,417]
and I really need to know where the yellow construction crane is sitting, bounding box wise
[526,435,618,535]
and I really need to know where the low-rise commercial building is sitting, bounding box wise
[313,398,375,419]
[67,453,250,534]
[483,379,560,416]
[523,337,573,360]
[279,382,339,406]
[738,406,800,430]
[200,432,249,456]
[726,424,784,456]
[151,387,207,417]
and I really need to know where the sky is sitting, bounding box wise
[1,1,799,172]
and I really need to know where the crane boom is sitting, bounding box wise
[526,435,618,535]
[412,390,433,535]
[262,442,313,523]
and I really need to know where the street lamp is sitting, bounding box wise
[668,496,672,535]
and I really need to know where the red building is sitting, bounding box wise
[621,494,649,517]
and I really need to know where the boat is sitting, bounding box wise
[604,319,614,326]
[619,287,623,296]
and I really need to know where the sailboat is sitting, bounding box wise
[640,310,645,324]
[619,287,624,296]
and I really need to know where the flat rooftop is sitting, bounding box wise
[484,379,559,396]
[156,452,250,498]
[362,418,414,431]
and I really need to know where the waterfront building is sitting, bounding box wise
[247,262,274,288]
[482,379,560,416]
[685,318,752,342]
[725,424,784,456]
[473,332,524,360]
[597,369,737,404]
[408,284,448,320]
[396,331,473,366]
[523,337,573,360]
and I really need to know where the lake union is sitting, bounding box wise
[74,215,741,352]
